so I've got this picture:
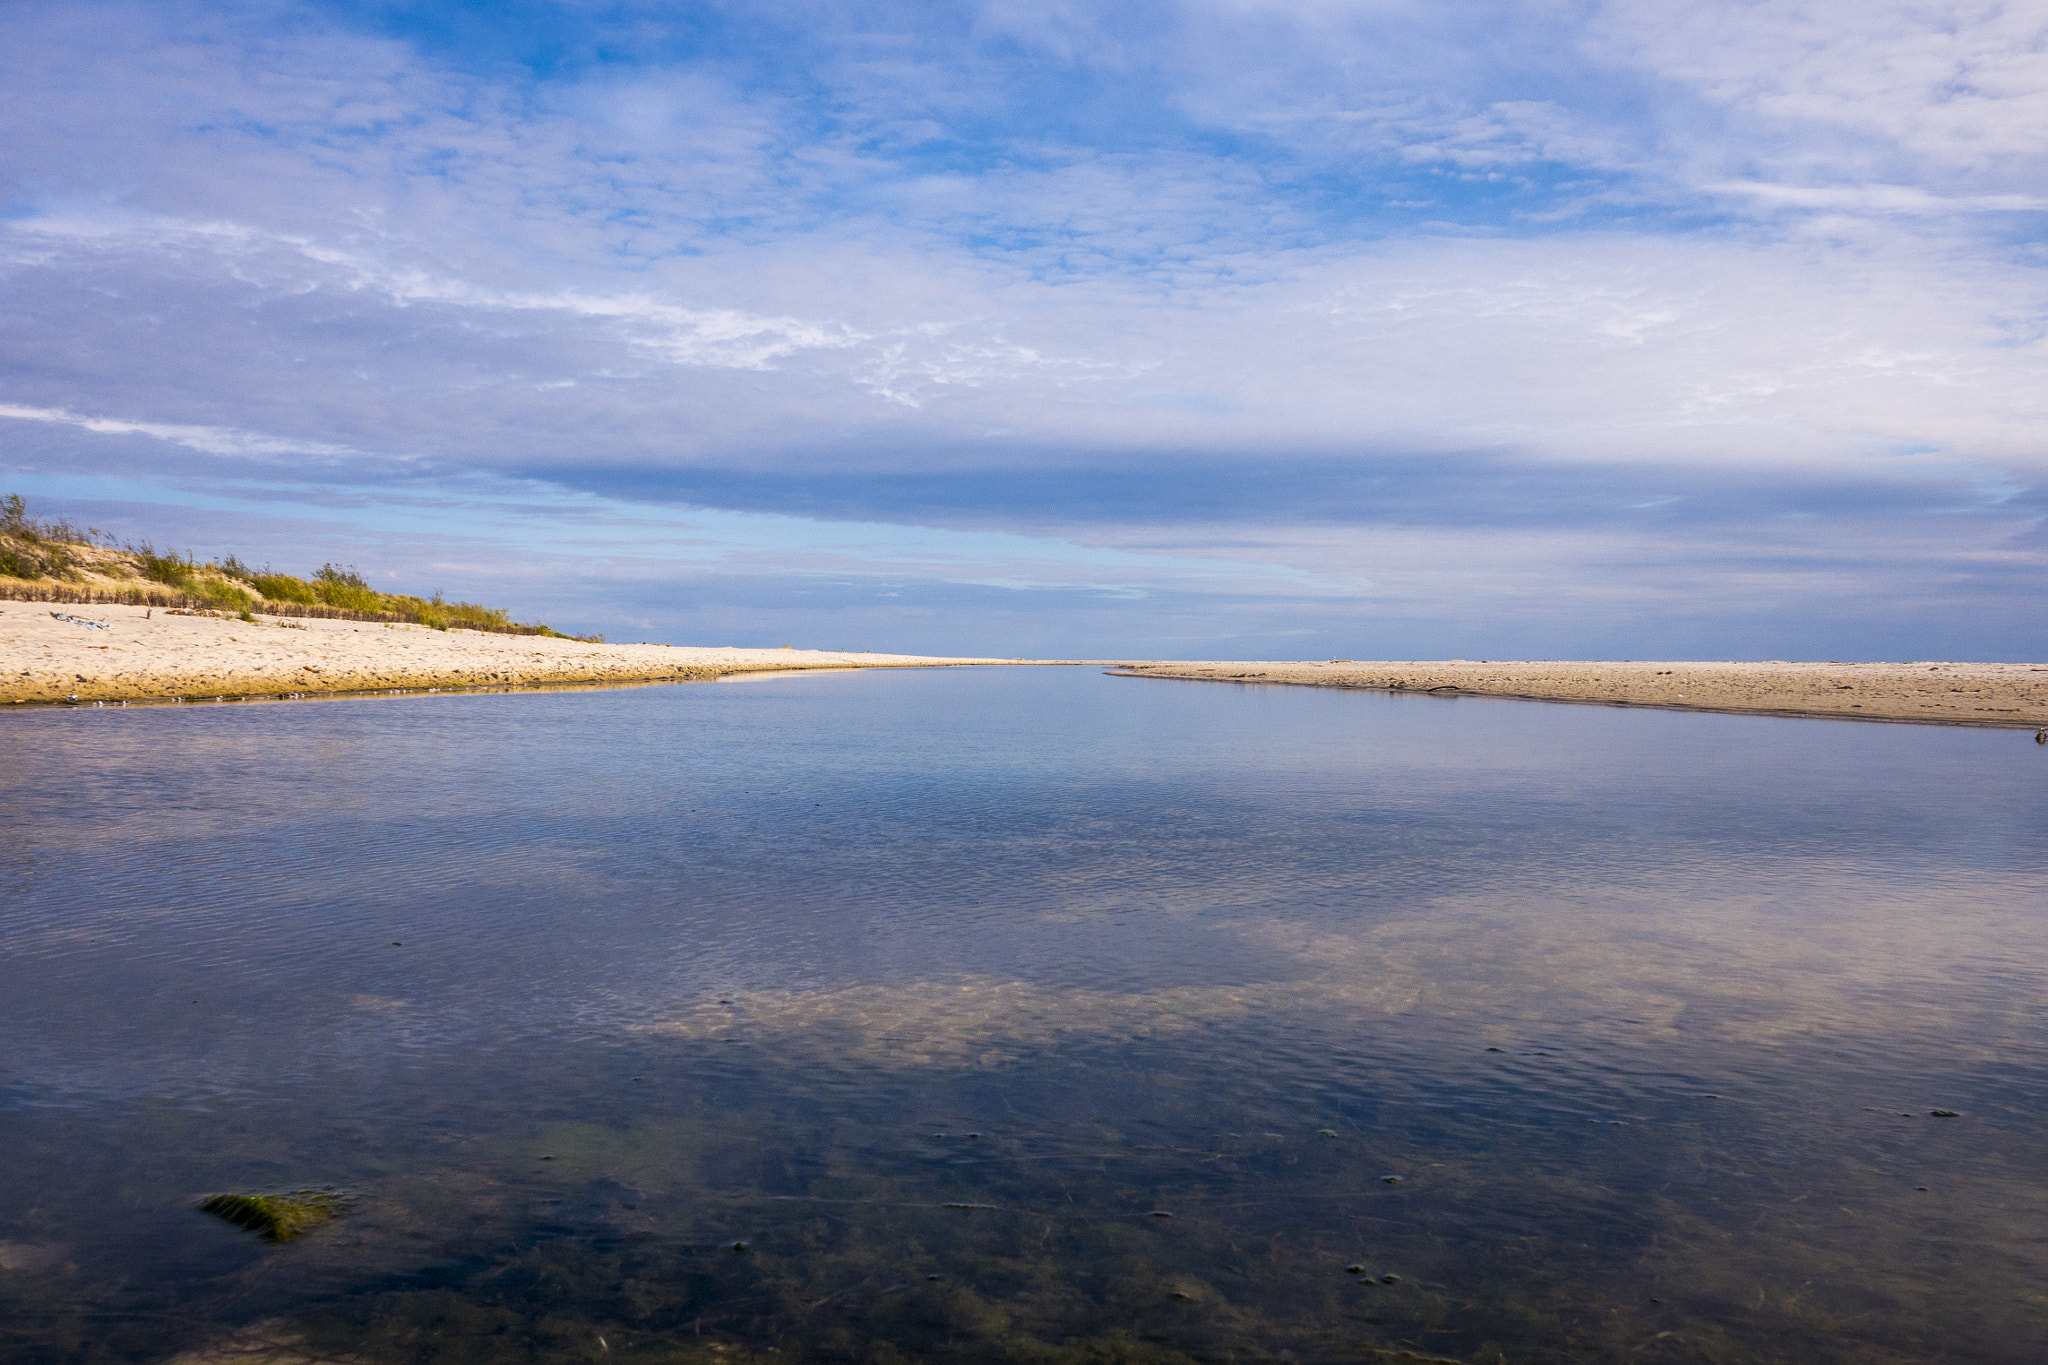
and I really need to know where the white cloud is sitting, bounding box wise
[0,402,367,461]
[8,207,2048,476]
[8,215,867,372]
[1590,0,2048,180]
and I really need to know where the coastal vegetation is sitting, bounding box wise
[0,493,594,639]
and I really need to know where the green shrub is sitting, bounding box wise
[253,573,318,605]
[131,540,197,590]
[1,493,100,546]
[313,563,381,613]
[200,578,255,611]
[379,592,441,627]
[379,591,516,632]
[0,538,71,580]
[443,600,514,630]
[315,580,382,612]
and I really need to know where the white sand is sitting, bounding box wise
[2,602,1023,705]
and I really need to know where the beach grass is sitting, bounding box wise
[0,493,597,641]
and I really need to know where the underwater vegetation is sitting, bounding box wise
[198,1189,353,1242]
[0,1051,2015,1365]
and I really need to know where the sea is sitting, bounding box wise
[3,664,2044,1363]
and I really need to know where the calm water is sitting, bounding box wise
[3,666,2045,1364]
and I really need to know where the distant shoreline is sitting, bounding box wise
[1108,660,2048,730]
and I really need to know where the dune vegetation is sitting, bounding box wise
[0,494,592,639]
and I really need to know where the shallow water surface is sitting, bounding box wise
[2,666,2045,1363]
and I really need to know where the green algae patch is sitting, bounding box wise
[199,1189,353,1242]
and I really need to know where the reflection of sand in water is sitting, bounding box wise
[0,1241,68,1272]
[635,951,1632,1066]
[631,906,1686,1066]
[640,976,1263,1064]
[1254,876,2048,1057]
[641,868,2048,1066]
[166,1328,327,1365]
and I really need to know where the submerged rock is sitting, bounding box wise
[199,1189,352,1242]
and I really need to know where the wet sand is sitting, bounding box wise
[2,603,1022,705]
[1108,658,2048,728]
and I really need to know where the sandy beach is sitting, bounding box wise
[1109,658,2048,729]
[1,602,1019,705]
[9,606,2046,727]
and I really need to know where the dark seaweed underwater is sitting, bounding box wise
[3,666,2045,1364]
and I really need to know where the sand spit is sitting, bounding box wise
[1108,659,2048,728]
[3,602,1023,706]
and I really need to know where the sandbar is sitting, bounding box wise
[11,608,2044,727]
[1108,659,2048,728]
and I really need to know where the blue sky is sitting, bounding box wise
[3,0,2045,657]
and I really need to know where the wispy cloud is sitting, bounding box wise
[0,403,366,461]
[8,216,866,371]
[1703,182,2047,214]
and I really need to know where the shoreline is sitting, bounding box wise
[9,605,2044,729]
[1106,660,2048,730]
[2,602,1037,707]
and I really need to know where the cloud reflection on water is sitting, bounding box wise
[638,866,2048,1074]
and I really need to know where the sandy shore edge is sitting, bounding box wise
[3,602,1047,706]
[1107,659,2048,729]
[12,606,2045,728]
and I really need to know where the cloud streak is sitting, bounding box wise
[0,403,365,462]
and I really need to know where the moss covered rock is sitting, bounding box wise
[198,1189,352,1242]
